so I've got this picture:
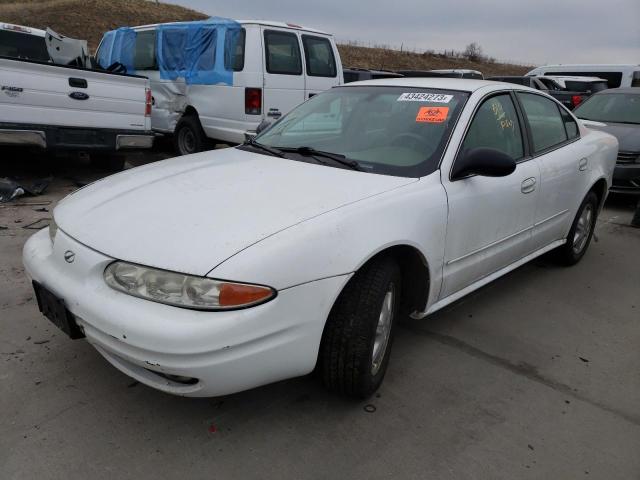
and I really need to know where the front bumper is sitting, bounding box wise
[611,164,640,194]
[23,228,349,397]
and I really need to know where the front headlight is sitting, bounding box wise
[104,261,276,310]
[49,218,58,243]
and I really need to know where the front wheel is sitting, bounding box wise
[555,191,598,265]
[319,256,401,398]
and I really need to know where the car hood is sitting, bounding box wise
[55,148,417,277]
[581,120,640,152]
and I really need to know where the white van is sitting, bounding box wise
[526,64,640,89]
[98,20,343,155]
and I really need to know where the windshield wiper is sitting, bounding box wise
[278,146,361,171]
[242,137,285,158]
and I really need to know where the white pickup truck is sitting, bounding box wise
[0,23,154,170]
[97,20,343,155]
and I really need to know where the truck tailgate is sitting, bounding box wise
[0,57,150,131]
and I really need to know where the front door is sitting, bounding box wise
[441,92,540,299]
[262,28,305,122]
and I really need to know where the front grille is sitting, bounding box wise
[617,151,640,164]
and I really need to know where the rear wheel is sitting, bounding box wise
[555,191,598,265]
[319,256,401,398]
[174,115,209,156]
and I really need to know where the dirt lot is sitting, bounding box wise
[1,150,639,479]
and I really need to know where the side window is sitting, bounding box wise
[518,93,568,152]
[302,35,337,77]
[460,94,524,160]
[264,30,302,75]
[134,30,157,70]
[560,108,579,140]
[224,28,245,71]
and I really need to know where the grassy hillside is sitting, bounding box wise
[0,0,530,75]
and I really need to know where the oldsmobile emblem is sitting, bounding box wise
[64,250,76,263]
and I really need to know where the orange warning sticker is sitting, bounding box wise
[416,106,449,123]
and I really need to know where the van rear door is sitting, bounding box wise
[301,34,340,100]
[261,27,305,122]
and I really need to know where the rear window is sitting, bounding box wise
[518,92,568,152]
[0,30,49,62]
[545,71,622,88]
[302,35,337,77]
[264,30,302,75]
[564,80,607,93]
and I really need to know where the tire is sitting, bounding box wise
[555,191,599,265]
[92,153,126,172]
[319,256,401,398]
[173,115,209,156]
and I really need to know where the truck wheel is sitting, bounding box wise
[555,191,598,265]
[319,256,401,398]
[92,153,126,172]
[174,115,208,156]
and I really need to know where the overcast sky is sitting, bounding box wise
[169,0,639,65]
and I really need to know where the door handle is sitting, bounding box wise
[521,177,537,194]
[578,158,588,171]
[69,77,87,88]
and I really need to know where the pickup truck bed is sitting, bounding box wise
[0,56,153,151]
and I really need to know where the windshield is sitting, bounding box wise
[0,30,50,62]
[255,86,468,177]
[574,93,640,124]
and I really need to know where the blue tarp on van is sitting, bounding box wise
[98,17,241,86]
[96,27,136,73]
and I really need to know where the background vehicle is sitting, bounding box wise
[574,88,640,194]
[488,75,607,109]
[526,64,640,88]
[396,69,483,79]
[0,23,51,62]
[97,20,343,155]
[0,23,154,170]
[343,67,403,83]
[24,79,617,399]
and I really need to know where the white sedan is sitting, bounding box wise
[23,79,618,398]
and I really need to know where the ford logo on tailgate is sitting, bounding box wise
[69,92,89,100]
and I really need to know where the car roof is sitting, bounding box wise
[596,87,640,95]
[341,77,524,93]
[1,22,46,37]
[132,19,329,35]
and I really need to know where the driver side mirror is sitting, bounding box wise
[451,147,516,180]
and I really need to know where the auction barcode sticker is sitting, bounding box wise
[397,93,453,103]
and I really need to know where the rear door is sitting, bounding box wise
[516,92,586,248]
[301,34,340,100]
[262,28,305,121]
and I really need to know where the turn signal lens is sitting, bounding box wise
[219,283,273,307]
[104,261,275,310]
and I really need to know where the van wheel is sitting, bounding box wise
[92,153,126,172]
[174,115,208,156]
[555,191,598,265]
[319,256,401,398]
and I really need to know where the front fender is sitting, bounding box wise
[208,174,448,307]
